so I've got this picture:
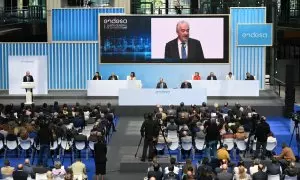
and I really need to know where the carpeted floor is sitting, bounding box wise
[0,115,298,180]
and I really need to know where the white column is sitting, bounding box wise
[113,0,131,14]
[46,0,61,42]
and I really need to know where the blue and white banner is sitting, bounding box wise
[237,24,273,46]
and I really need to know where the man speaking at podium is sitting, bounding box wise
[23,71,34,102]
[164,20,204,61]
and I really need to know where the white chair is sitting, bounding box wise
[155,142,166,151]
[167,130,178,140]
[268,174,280,180]
[18,138,32,157]
[284,175,297,180]
[195,139,206,150]
[4,138,19,158]
[74,141,87,160]
[236,140,247,151]
[83,111,90,121]
[0,139,4,151]
[50,140,59,158]
[35,173,47,180]
[266,137,277,152]
[169,138,179,151]
[223,138,235,151]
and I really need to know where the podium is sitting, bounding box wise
[21,82,36,105]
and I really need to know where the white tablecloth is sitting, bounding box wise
[188,80,259,96]
[87,80,142,96]
[119,88,207,106]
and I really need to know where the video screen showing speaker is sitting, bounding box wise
[99,15,229,63]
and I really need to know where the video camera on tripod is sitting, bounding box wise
[290,111,300,123]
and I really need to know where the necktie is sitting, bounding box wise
[181,42,187,59]
[27,76,29,82]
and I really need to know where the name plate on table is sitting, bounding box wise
[119,89,207,106]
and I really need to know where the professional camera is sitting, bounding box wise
[291,111,300,122]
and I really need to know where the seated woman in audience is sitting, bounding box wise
[226,72,235,80]
[234,126,248,140]
[234,166,251,180]
[46,170,53,180]
[52,161,66,178]
[1,159,14,178]
[234,160,247,175]
[127,72,136,80]
[193,72,201,80]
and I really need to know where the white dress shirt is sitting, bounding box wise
[164,166,180,175]
[178,39,188,59]
[225,75,235,80]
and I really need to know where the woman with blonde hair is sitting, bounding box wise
[234,166,251,180]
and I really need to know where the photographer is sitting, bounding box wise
[254,116,270,160]
[140,113,159,162]
[36,116,54,167]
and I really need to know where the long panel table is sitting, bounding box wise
[188,80,259,96]
[87,80,142,96]
[119,89,207,106]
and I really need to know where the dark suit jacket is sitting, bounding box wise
[164,38,204,61]
[246,75,255,80]
[180,82,192,89]
[13,170,28,180]
[207,75,217,80]
[23,75,34,82]
[252,171,268,180]
[93,75,101,80]
[156,82,167,89]
[108,75,118,80]
[94,142,107,163]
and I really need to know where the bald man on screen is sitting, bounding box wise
[164,21,204,61]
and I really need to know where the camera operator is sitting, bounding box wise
[254,116,270,160]
[36,116,53,167]
[140,113,159,162]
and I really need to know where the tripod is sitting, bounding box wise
[155,121,172,158]
[289,120,300,157]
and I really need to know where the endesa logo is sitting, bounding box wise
[104,18,127,24]
[242,32,268,39]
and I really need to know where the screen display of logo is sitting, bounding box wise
[103,18,128,30]
[237,24,272,46]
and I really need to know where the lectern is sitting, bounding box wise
[21,82,36,105]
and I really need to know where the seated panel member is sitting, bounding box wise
[156,78,168,89]
[245,72,255,80]
[193,72,201,80]
[92,72,101,80]
[225,72,234,80]
[181,81,192,89]
[207,72,217,80]
[127,72,136,80]
[108,73,118,80]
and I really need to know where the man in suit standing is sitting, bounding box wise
[207,72,217,80]
[13,164,28,180]
[108,73,118,80]
[23,71,34,92]
[164,21,204,61]
[246,72,255,80]
[180,80,192,89]
[156,78,167,89]
[94,137,107,180]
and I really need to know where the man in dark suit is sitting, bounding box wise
[94,137,107,180]
[254,116,270,160]
[93,72,102,80]
[108,73,118,80]
[180,80,192,89]
[13,164,28,180]
[156,78,167,89]
[207,72,217,80]
[164,20,204,61]
[246,72,255,80]
[23,71,34,93]
[252,164,268,180]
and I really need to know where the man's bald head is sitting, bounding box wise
[18,164,23,170]
[24,159,30,165]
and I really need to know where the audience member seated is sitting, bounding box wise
[127,72,136,80]
[182,159,196,176]
[252,164,267,180]
[23,159,34,179]
[225,72,235,80]
[147,163,163,180]
[233,160,247,175]
[13,164,28,180]
[249,159,266,175]
[156,78,168,89]
[64,168,74,180]
[274,143,296,170]
[1,159,14,178]
[207,72,217,80]
[284,162,298,177]
[221,102,230,114]
[181,80,192,89]
[245,72,255,80]
[164,157,179,175]
[52,161,66,179]
[71,159,87,179]
[93,72,102,80]
[147,158,163,172]
[217,164,233,180]
[234,126,248,140]
[234,165,251,180]
[182,169,196,180]
[108,72,118,80]
[46,171,53,180]
[163,165,179,180]
[193,72,201,80]
[266,158,282,176]
[217,144,230,162]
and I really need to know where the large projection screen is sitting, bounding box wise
[99,15,229,64]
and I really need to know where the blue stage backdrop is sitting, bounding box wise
[52,8,124,41]
[0,7,267,90]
